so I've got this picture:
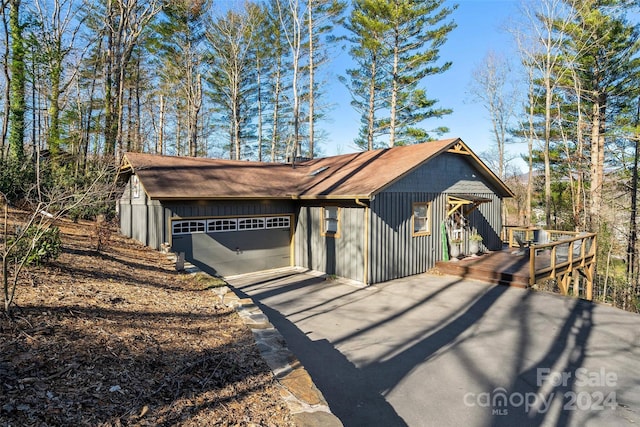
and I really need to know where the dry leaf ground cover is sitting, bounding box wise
[0,213,293,426]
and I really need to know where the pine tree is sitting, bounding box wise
[341,0,391,150]
[150,0,210,157]
[557,0,640,231]
[343,0,456,148]
[386,0,456,146]
[206,7,259,160]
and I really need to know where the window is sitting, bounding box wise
[238,217,265,230]
[322,206,340,237]
[173,215,291,235]
[207,218,237,232]
[172,220,206,235]
[412,202,431,236]
[266,216,290,229]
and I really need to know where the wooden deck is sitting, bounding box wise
[435,250,533,288]
[435,230,597,300]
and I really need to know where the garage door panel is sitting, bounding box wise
[207,229,291,252]
[171,224,291,277]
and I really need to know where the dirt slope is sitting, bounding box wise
[0,215,293,426]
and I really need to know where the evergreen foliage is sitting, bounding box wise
[8,225,61,266]
[342,0,456,148]
[8,0,25,162]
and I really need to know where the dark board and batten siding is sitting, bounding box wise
[119,175,296,250]
[386,152,502,194]
[368,152,504,284]
[294,204,366,283]
[369,192,438,284]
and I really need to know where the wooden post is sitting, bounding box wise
[587,235,597,301]
[529,244,536,288]
[558,272,570,296]
[568,241,574,267]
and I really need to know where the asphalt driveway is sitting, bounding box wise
[226,268,640,427]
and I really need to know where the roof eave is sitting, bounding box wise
[151,194,373,201]
[151,195,296,201]
[294,194,372,200]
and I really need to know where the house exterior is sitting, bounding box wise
[118,138,514,285]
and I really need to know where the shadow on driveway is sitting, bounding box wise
[227,269,640,427]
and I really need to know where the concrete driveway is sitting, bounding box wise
[226,268,640,427]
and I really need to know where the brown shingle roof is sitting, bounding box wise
[121,138,514,200]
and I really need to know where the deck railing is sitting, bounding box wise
[507,227,597,300]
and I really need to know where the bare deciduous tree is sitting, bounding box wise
[31,0,84,161]
[1,162,116,317]
[207,6,257,160]
[91,0,161,163]
[276,0,304,159]
[468,50,516,180]
[512,0,576,227]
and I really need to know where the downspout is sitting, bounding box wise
[355,198,369,285]
[290,195,299,268]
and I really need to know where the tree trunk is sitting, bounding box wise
[0,4,10,160]
[8,0,25,162]
[589,93,606,232]
[543,70,553,227]
[307,0,314,158]
[277,0,302,158]
[48,74,61,156]
[291,28,300,158]
[158,94,164,155]
[233,85,241,160]
[189,73,201,157]
[271,63,281,162]
[526,69,534,226]
[256,56,263,162]
[389,27,399,148]
[626,98,639,296]
[367,55,377,151]
[126,84,133,152]
[135,58,142,152]
[103,1,115,157]
[82,56,99,173]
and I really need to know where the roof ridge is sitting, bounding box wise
[120,138,513,200]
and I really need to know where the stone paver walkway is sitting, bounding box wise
[216,285,342,427]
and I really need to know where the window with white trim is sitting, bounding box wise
[412,202,431,236]
[238,217,265,230]
[266,216,290,229]
[207,218,237,232]
[172,220,206,235]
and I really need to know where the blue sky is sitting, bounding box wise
[320,0,527,172]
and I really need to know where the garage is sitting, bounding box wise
[119,140,512,284]
[170,215,293,277]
